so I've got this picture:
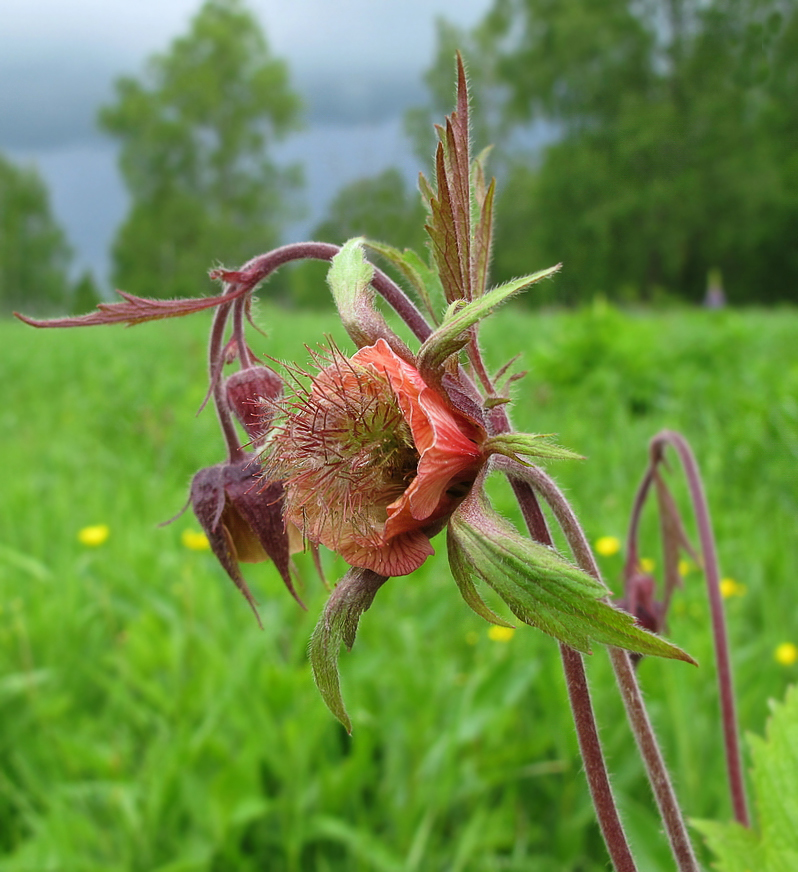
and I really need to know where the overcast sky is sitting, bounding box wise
[1,0,493,282]
[1,0,492,145]
[3,0,489,73]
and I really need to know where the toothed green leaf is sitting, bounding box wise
[448,532,515,628]
[448,490,696,663]
[693,684,798,871]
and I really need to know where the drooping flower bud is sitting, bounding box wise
[190,456,303,622]
[225,365,284,443]
[617,571,665,636]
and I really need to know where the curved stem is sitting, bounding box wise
[511,474,638,871]
[230,242,433,343]
[623,465,655,599]
[498,458,700,871]
[560,642,639,872]
[233,296,253,369]
[651,431,749,827]
[208,241,433,463]
[207,293,242,463]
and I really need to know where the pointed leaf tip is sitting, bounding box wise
[448,490,695,664]
[309,568,389,732]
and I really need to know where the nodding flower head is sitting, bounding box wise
[263,338,485,577]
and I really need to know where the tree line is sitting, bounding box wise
[2,0,796,314]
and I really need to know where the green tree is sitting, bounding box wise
[415,0,798,304]
[0,152,72,315]
[100,0,302,299]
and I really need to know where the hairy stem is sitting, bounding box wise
[458,334,637,869]
[499,458,700,871]
[207,292,243,463]
[228,241,433,342]
[651,431,749,826]
[207,241,433,463]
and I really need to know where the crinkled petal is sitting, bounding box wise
[338,528,435,577]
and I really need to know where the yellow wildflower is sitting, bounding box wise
[488,625,515,643]
[719,578,746,599]
[181,530,211,551]
[595,536,621,557]
[774,643,798,666]
[678,559,693,577]
[78,524,110,547]
[639,557,655,573]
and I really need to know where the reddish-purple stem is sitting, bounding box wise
[622,466,654,597]
[230,242,432,342]
[207,294,242,462]
[497,457,700,871]
[651,431,749,827]
[478,387,637,868]
[207,241,433,461]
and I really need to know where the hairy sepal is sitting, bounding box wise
[309,568,390,732]
[484,433,584,465]
[417,266,561,381]
[448,489,695,663]
[326,238,410,357]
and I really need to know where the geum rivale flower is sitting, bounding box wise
[264,338,484,577]
[261,306,693,731]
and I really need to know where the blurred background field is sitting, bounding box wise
[2,302,796,870]
[3,0,798,867]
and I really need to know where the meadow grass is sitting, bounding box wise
[1,302,796,871]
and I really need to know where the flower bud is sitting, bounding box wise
[225,365,284,442]
[190,455,303,623]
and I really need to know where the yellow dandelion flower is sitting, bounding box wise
[181,530,211,551]
[488,625,515,643]
[719,578,746,599]
[595,536,621,557]
[639,557,656,573]
[78,524,110,547]
[774,643,798,666]
[678,559,693,577]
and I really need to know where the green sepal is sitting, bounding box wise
[326,238,410,355]
[448,489,696,663]
[416,265,561,378]
[484,433,584,465]
[308,567,389,733]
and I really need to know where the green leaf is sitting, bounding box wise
[484,432,584,464]
[416,265,561,379]
[693,684,798,872]
[448,489,695,662]
[308,567,389,732]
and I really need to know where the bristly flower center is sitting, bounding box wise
[262,346,420,548]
